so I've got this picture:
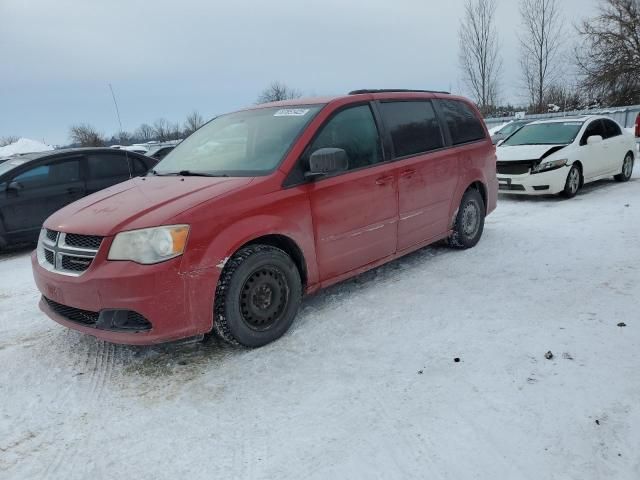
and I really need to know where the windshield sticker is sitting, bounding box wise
[274,109,310,117]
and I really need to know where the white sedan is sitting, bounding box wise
[496,116,635,197]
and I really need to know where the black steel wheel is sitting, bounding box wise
[448,188,485,249]
[213,245,302,347]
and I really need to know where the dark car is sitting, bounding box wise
[0,148,156,249]
[490,120,531,144]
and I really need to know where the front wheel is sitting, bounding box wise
[614,153,634,182]
[213,245,302,348]
[561,164,581,198]
[448,189,485,249]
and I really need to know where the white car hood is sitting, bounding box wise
[497,144,567,161]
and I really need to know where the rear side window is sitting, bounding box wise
[437,99,486,145]
[307,104,382,171]
[87,153,131,179]
[602,119,622,138]
[379,101,443,157]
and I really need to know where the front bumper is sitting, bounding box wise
[32,251,220,345]
[497,166,569,195]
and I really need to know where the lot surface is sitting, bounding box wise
[1,169,639,480]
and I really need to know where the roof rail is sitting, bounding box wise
[348,88,450,95]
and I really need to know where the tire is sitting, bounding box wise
[614,153,634,182]
[448,189,485,249]
[561,164,581,198]
[213,245,302,348]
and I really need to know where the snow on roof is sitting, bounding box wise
[0,138,54,157]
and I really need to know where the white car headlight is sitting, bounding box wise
[532,158,567,173]
[108,225,190,264]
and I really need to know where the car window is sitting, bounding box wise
[13,159,80,188]
[602,119,622,138]
[379,101,443,157]
[437,99,486,145]
[581,120,606,145]
[306,104,383,171]
[132,157,150,175]
[87,153,131,179]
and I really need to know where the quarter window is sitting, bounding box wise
[307,105,382,171]
[437,99,486,145]
[379,101,444,157]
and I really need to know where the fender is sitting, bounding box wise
[182,212,320,289]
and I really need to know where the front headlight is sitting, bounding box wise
[532,158,567,174]
[108,225,190,264]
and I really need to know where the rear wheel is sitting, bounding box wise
[448,189,485,249]
[213,245,302,348]
[561,164,581,198]
[614,153,634,182]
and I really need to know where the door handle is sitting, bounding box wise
[400,168,416,177]
[375,175,394,186]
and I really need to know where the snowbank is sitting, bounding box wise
[0,138,53,157]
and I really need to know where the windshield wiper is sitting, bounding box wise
[149,170,228,177]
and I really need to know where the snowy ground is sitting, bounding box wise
[1,168,639,480]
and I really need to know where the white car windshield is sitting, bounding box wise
[502,122,584,146]
[153,105,323,177]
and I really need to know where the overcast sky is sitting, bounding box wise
[1,0,596,145]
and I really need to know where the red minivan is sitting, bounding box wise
[32,90,497,347]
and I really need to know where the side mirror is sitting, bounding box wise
[587,135,603,145]
[306,148,349,177]
[7,181,23,193]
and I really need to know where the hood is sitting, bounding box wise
[45,176,253,236]
[497,144,567,162]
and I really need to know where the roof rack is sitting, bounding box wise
[348,89,450,95]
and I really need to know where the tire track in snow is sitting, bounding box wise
[41,339,118,480]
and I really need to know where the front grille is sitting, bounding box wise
[37,231,102,276]
[43,296,99,325]
[61,255,93,272]
[44,249,54,265]
[64,234,103,250]
[497,161,534,175]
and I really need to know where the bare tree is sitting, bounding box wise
[169,122,183,141]
[0,135,19,147]
[184,110,205,136]
[69,123,105,147]
[256,81,302,104]
[576,0,640,106]
[519,0,563,113]
[152,118,171,142]
[135,123,155,142]
[458,0,502,114]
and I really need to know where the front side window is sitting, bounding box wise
[581,120,606,145]
[379,101,443,157]
[504,122,585,146]
[437,99,486,145]
[306,105,382,171]
[154,105,323,176]
[12,159,80,188]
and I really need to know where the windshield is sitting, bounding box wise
[503,121,584,146]
[499,122,527,136]
[0,159,25,177]
[153,105,323,176]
